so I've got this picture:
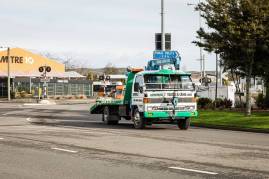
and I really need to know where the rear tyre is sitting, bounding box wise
[132,108,146,129]
[103,106,120,125]
[177,118,190,130]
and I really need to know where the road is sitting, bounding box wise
[0,103,268,179]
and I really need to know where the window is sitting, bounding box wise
[134,75,144,92]
[144,74,194,90]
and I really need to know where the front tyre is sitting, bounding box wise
[132,109,146,129]
[177,118,190,130]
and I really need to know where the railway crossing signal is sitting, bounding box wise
[39,66,51,73]
[38,65,51,98]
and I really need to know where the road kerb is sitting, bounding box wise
[191,123,269,134]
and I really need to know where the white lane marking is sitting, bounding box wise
[169,167,218,175]
[24,104,43,106]
[26,118,32,122]
[2,111,20,116]
[2,112,11,116]
[51,147,78,153]
[0,138,4,140]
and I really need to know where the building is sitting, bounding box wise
[0,48,92,98]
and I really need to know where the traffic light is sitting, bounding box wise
[99,75,104,81]
[105,76,111,81]
[155,33,171,51]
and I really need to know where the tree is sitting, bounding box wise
[194,0,269,115]
[87,71,98,81]
[103,63,120,75]
[40,52,76,70]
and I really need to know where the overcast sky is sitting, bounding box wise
[1,0,215,70]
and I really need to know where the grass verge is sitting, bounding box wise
[191,110,269,132]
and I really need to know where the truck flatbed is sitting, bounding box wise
[90,97,124,114]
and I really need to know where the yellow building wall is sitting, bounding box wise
[0,48,65,74]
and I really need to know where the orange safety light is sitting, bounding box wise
[131,68,144,73]
[143,98,151,103]
[116,85,124,90]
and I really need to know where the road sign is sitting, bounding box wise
[153,51,179,59]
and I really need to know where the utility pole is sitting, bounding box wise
[199,0,203,79]
[215,53,218,108]
[161,0,165,51]
[7,47,11,101]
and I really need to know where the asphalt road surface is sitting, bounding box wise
[0,103,268,179]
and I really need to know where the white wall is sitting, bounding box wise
[197,86,236,107]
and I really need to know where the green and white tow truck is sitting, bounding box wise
[90,68,198,129]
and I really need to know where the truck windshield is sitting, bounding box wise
[144,74,194,90]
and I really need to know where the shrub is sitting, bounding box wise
[212,98,232,109]
[20,91,27,98]
[213,98,224,108]
[265,97,269,108]
[256,93,265,108]
[223,98,233,108]
[11,92,16,99]
[197,98,212,109]
[255,93,269,109]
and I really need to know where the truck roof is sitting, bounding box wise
[137,69,191,76]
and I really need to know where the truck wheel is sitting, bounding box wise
[103,106,119,125]
[133,109,146,129]
[177,118,190,130]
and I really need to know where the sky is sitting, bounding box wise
[0,0,216,71]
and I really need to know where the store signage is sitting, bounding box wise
[0,56,35,64]
[25,57,35,64]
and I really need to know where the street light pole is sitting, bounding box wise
[2,47,12,101]
[7,47,11,101]
[187,0,203,79]
[161,0,165,51]
[1,46,11,101]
